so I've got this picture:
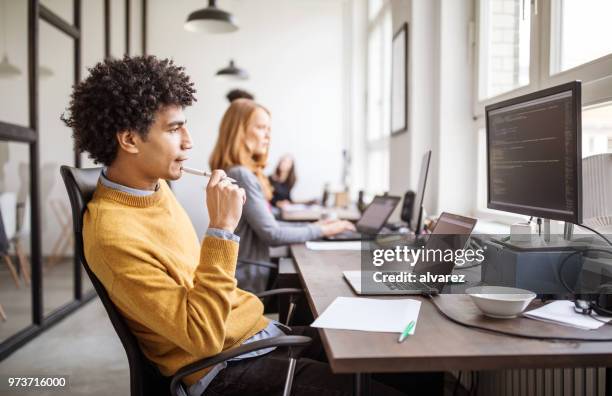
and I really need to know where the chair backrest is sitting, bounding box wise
[582,153,612,228]
[60,166,171,396]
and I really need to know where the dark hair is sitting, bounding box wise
[274,157,296,190]
[62,55,196,166]
[226,89,254,103]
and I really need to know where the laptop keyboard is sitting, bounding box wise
[384,281,431,291]
[381,272,432,292]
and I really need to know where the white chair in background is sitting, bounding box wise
[13,197,30,284]
[582,153,612,231]
[0,192,20,287]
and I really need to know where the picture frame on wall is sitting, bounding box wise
[391,22,408,135]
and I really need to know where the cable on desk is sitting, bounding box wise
[557,248,612,294]
[425,294,612,342]
[575,223,612,247]
[591,316,612,325]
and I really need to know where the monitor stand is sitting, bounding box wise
[493,219,590,252]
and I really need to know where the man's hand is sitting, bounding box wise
[207,170,246,233]
[320,220,356,236]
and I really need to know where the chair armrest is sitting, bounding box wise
[170,335,312,395]
[256,288,304,299]
[238,258,278,269]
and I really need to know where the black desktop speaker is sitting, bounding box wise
[400,190,416,224]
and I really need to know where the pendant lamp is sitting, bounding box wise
[184,0,238,33]
[215,59,248,80]
[0,0,21,78]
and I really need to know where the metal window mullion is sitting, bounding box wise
[39,4,80,39]
[73,0,82,301]
[142,0,147,55]
[125,0,130,55]
[104,0,110,59]
[28,0,43,326]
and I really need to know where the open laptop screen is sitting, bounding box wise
[356,195,401,234]
[412,212,477,292]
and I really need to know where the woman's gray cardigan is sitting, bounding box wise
[227,165,323,292]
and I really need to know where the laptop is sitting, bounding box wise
[343,212,477,295]
[324,195,401,241]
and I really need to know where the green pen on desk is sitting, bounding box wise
[398,320,416,343]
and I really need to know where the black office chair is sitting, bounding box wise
[60,165,310,396]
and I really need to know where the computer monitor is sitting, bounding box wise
[485,81,582,224]
[410,150,432,233]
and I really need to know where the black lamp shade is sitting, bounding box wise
[184,0,238,33]
[216,60,249,80]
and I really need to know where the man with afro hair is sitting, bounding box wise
[63,56,408,396]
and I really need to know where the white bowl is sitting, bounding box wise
[466,286,536,319]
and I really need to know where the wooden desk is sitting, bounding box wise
[281,205,361,222]
[290,244,612,395]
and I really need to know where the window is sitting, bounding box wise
[365,0,392,195]
[474,0,612,221]
[582,102,612,158]
[478,0,531,99]
[550,0,612,74]
[368,0,383,21]
[366,148,390,196]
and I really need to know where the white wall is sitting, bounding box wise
[346,0,368,199]
[388,0,440,219]
[387,0,411,221]
[436,0,476,215]
[388,0,476,220]
[148,0,348,237]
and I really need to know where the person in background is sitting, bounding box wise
[269,154,296,208]
[226,88,254,103]
[209,99,355,293]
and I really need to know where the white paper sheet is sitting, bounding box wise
[305,241,364,251]
[523,300,611,330]
[311,297,421,333]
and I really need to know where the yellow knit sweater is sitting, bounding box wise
[83,180,268,386]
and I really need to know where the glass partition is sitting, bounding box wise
[0,0,29,126]
[0,141,32,343]
[39,19,75,316]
